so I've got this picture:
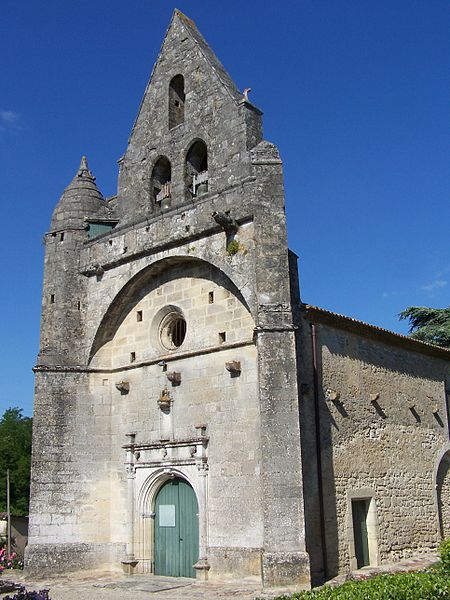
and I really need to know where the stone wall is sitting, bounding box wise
[298,311,450,579]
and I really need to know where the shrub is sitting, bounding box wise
[439,537,450,572]
[265,570,450,600]
[4,589,50,600]
[0,547,21,571]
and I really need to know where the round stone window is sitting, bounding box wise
[159,311,187,350]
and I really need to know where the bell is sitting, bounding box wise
[196,181,208,196]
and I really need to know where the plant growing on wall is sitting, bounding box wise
[226,239,240,255]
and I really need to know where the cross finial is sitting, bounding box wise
[77,155,95,181]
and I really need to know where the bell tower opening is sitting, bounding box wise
[186,140,208,199]
[169,75,185,129]
[151,157,172,205]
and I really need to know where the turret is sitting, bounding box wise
[50,156,109,230]
[38,157,107,366]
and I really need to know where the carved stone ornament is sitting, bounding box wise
[158,386,171,408]
[115,381,130,394]
[85,263,104,277]
[225,360,241,376]
[166,371,181,386]
[211,210,238,233]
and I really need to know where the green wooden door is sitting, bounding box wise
[154,478,199,577]
[352,500,370,568]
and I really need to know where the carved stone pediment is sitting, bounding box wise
[125,436,209,470]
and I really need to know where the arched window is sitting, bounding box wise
[169,75,185,129]
[186,140,208,198]
[151,157,171,204]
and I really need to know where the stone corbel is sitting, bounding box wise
[195,424,207,437]
[84,263,104,278]
[211,210,238,234]
[116,381,130,395]
[225,360,241,377]
[166,371,181,386]
[325,389,340,403]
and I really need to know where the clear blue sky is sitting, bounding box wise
[1,1,448,416]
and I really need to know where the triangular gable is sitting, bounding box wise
[128,9,243,143]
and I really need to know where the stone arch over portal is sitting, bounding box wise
[138,468,199,516]
[88,256,252,363]
[435,445,450,540]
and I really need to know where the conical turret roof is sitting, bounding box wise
[51,156,110,230]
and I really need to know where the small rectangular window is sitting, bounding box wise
[219,331,226,344]
[77,300,81,310]
[136,310,143,322]
[50,294,55,304]
[130,352,136,363]
[208,291,214,304]
[87,221,117,240]
[59,232,65,242]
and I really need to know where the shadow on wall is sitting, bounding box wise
[290,260,340,585]
[437,452,450,539]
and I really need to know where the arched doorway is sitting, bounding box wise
[437,452,450,539]
[154,478,199,577]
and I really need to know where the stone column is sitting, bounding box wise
[194,444,210,580]
[122,433,138,575]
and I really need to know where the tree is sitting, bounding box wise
[399,306,450,348]
[0,408,32,516]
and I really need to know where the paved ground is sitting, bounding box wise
[0,552,439,600]
[0,572,267,600]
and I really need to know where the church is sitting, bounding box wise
[26,10,450,589]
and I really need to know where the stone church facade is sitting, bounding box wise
[26,10,450,588]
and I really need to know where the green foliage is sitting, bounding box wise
[439,537,450,571]
[265,571,450,600]
[399,306,450,348]
[226,239,240,256]
[0,408,32,516]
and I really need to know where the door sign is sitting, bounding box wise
[159,504,176,527]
